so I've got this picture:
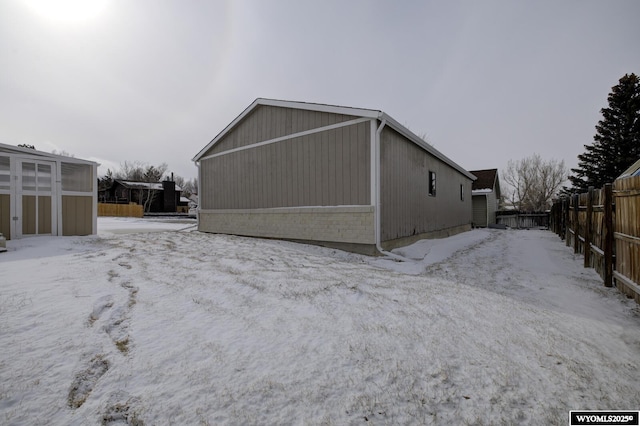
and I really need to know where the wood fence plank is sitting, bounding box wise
[604,183,613,287]
[573,193,579,254]
[584,187,593,268]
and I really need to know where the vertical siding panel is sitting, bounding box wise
[201,107,377,210]
[257,146,263,208]
[245,149,259,209]
[265,145,272,208]
[286,139,294,206]
[268,105,276,143]
[380,136,388,238]
[235,151,241,209]
[360,123,369,205]
[301,137,308,205]
[233,153,238,208]
[317,132,324,206]
[311,133,319,206]
[321,130,329,205]
[274,141,280,207]
[213,157,219,208]
[286,108,293,135]
[273,116,280,206]
[216,159,221,208]
[236,117,244,151]
[335,127,344,205]
[296,138,304,206]
[245,149,252,209]
[228,154,235,208]
[349,124,359,204]
[249,149,255,209]
[400,139,407,236]
[250,110,257,143]
[279,138,286,207]
[254,106,262,142]
[307,136,314,205]
[231,153,237,208]
[284,140,291,207]
[327,122,336,205]
[211,159,218,208]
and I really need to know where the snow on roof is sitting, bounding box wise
[117,180,183,191]
[472,189,493,194]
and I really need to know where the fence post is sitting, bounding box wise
[584,187,593,268]
[565,196,571,246]
[603,183,613,287]
[562,197,568,240]
[573,193,579,254]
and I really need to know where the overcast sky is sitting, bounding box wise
[1,0,638,181]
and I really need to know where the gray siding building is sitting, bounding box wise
[470,169,501,227]
[0,143,97,240]
[193,99,475,254]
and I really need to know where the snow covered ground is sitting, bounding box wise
[1,218,639,425]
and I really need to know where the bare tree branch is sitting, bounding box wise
[502,154,567,211]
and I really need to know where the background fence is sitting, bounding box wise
[496,212,549,229]
[550,176,640,304]
[98,203,144,218]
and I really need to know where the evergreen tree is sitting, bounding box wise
[569,73,640,191]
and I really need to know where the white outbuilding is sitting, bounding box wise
[0,143,97,240]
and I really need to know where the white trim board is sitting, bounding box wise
[198,117,371,162]
[192,98,382,162]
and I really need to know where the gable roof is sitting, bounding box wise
[193,98,476,181]
[469,169,498,191]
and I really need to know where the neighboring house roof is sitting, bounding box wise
[469,169,498,191]
[114,180,183,191]
[618,158,640,178]
[192,98,476,181]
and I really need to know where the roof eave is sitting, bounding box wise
[380,113,476,181]
[0,142,98,166]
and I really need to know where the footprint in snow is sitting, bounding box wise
[68,354,110,409]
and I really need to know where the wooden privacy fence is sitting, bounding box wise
[550,176,640,304]
[98,203,144,218]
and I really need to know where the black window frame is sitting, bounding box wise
[428,171,436,196]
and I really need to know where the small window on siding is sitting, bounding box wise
[428,171,436,196]
[460,184,464,201]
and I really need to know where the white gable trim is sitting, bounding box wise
[198,117,371,162]
[192,98,382,162]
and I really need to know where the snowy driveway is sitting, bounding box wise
[1,223,639,425]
